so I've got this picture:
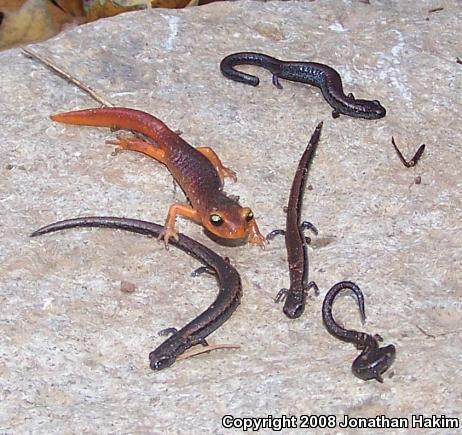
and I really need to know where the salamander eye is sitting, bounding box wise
[245,210,254,222]
[210,214,224,226]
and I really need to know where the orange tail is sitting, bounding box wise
[50,107,174,144]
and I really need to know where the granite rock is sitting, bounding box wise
[0,0,461,433]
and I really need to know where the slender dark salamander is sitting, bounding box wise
[267,122,323,319]
[220,52,386,120]
[31,216,242,370]
[322,281,396,382]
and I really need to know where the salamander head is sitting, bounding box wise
[352,344,396,382]
[283,291,306,319]
[201,198,263,246]
[149,353,176,370]
[353,99,387,119]
[149,335,191,370]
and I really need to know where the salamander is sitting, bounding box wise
[220,52,386,120]
[267,122,323,319]
[322,281,396,382]
[31,216,242,370]
[50,107,265,246]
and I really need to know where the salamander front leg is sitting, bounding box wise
[274,288,289,303]
[248,220,266,247]
[196,147,237,184]
[160,203,201,247]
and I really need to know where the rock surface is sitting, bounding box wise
[1,0,461,433]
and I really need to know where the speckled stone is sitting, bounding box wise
[1,0,461,433]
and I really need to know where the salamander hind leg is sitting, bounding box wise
[272,74,283,89]
[108,136,167,164]
[158,327,178,337]
[196,147,237,184]
[266,229,286,241]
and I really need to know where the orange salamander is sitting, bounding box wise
[51,107,265,246]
